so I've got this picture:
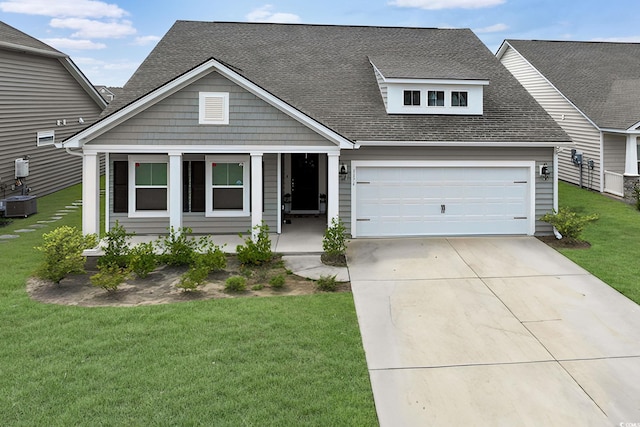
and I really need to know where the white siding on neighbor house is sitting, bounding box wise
[500,46,602,191]
[339,146,555,236]
[373,67,388,109]
[0,49,103,197]
[108,153,279,235]
[90,72,336,147]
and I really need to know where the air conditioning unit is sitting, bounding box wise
[15,158,29,178]
[3,195,37,218]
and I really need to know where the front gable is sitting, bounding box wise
[87,71,338,149]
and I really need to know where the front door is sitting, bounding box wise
[291,153,319,211]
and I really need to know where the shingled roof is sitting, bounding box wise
[0,21,65,56]
[505,39,640,130]
[105,21,568,144]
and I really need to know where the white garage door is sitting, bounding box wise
[354,166,531,237]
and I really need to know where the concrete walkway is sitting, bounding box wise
[348,237,640,426]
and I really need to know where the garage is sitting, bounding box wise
[352,162,534,237]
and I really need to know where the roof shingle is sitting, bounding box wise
[106,21,569,143]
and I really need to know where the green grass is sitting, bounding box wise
[556,181,640,304]
[0,184,377,425]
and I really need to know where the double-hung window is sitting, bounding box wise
[205,155,249,217]
[427,90,445,106]
[128,155,169,217]
[403,90,421,106]
[451,91,468,107]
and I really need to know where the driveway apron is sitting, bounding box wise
[348,237,640,426]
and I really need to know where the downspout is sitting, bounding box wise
[553,147,563,240]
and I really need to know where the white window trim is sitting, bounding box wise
[205,155,250,217]
[128,155,169,218]
[36,130,55,146]
[199,92,229,125]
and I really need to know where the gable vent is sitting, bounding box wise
[199,92,229,125]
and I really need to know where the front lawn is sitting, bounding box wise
[0,185,377,425]
[555,181,640,304]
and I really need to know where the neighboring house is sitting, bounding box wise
[0,21,107,199]
[60,21,571,238]
[497,40,640,200]
[95,86,124,104]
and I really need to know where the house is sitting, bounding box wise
[0,21,107,200]
[497,40,640,200]
[60,21,571,238]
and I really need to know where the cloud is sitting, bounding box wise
[0,0,126,18]
[133,35,161,46]
[50,18,136,38]
[246,4,301,23]
[390,0,505,10]
[41,38,107,50]
[474,23,509,33]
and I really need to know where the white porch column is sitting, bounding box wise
[250,153,263,235]
[327,153,340,226]
[624,134,639,176]
[168,152,183,231]
[82,152,100,236]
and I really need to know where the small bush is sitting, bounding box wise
[36,226,97,284]
[539,207,599,241]
[129,242,157,279]
[269,274,285,289]
[99,220,132,268]
[252,284,264,291]
[322,217,348,266]
[198,240,227,271]
[225,275,247,292]
[90,262,129,292]
[157,227,198,266]
[236,222,273,266]
[177,264,209,291]
[316,274,338,292]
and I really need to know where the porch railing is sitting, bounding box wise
[603,170,624,197]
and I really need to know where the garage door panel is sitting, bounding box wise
[355,166,531,237]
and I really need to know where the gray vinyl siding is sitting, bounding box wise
[109,154,278,235]
[500,46,601,192]
[90,71,335,147]
[0,49,103,197]
[339,146,555,236]
[603,133,626,174]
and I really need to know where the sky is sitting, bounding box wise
[1,0,639,87]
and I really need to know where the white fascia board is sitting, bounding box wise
[62,57,354,150]
[59,58,108,109]
[601,127,640,135]
[497,42,600,131]
[82,144,342,155]
[0,41,67,58]
[385,78,489,86]
[355,140,575,148]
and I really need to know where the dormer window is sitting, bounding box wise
[403,90,421,106]
[452,91,468,107]
[427,91,445,107]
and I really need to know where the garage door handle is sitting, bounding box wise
[357,181,370,184]
[356,218,371,222]
[513,181,528,184]
[514,216,527,220]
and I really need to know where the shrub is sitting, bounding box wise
[322,217,348,266]
[252,284,264,291]
[236,222,273,266]
[157,227,198,266]
[540,207,599,241]
[98,220,132,268]
[129,242,157,279]
[633,184,640,211]
[177,241,226,291]
[90,262,129,292]
[36,226,97,284]
[225,275,247,292]
[269,274,285,289]
[316,274,338,292]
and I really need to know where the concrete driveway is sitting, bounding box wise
[348,237,640,426]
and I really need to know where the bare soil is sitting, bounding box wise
[27,255,350,307]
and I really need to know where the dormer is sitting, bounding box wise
[370,57,489,116]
